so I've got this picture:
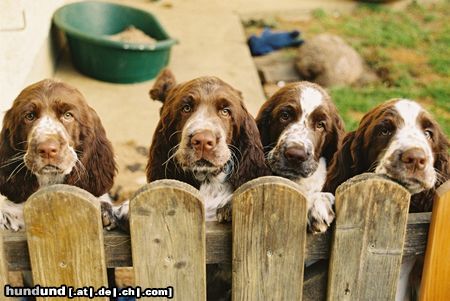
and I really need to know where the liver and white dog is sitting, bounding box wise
[324,99,449,300]
[0,79,117,231]
[256,82,345,233]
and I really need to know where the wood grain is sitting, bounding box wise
[130,180,206,301]
[327,174,411,301]
[232,176,308,301]
[420,180,450,300]
[0,231,7,299]
[23,184,108,301]
[2,213,430,271]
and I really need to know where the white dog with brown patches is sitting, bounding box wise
[256,82,345,233]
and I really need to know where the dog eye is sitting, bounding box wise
[24,112,36,122]
[316,121,326,130]
[220,108,231,117]
[280,111,291,122]
[182,104,192,113]
[63,112,74,120]
[380,127,391,136]
[424,129,433,140]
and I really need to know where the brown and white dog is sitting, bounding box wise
[256,82,345,233]
[112,69,269,301]
[324,99,449,300]
[114,69,270,225]
[149,70,269,220]
[324,98,449,211]
[0,79,117,231]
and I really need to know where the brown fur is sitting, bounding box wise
[146,69,270,190]
[0,79,117,203]
[256,82,345,165]
[324,99,449,212]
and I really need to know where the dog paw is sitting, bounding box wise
[216,201,232,223]
[100,201,123,231]
[0,213,24,231]
[307,192,335,234]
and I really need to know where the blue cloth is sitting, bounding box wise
[248,27,304,56]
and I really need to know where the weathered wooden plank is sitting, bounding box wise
[130,180,205,301]
[327,174,410,301]
[23,184,108,301]
[0,231,8,299]
[420,180,450,300]
[2,213,430,271]
[232,176,308,301]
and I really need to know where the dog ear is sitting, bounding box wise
[149,69,177,103]
[323,131,358,194]
[0,113,39,203]
[146,119,173,182]
[228,106,271,190]
[434,127,450,185]
[255,101,275,150]
[65,108,117,197]
[322,105,346,164]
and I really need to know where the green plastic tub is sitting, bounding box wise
[53,1,177,83]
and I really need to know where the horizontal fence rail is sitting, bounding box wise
[0,175,448,301]
[2,213,431,271]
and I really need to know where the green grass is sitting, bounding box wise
[248,2,450,136]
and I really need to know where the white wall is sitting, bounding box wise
[0,0,66,125]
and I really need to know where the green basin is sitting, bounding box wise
[53,1,177,83]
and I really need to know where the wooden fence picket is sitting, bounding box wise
[420,180,450,300]
[0,175,443,300]
[130,180,206,300]
[23,184,108,301]
[232,176,308,301]
[0,230,7,299]
[327,174,410,301]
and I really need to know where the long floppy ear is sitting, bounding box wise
[323,131,358,194]
[149,68,177,103]
[434,129,450,184]
[322,108,346,164]
[146,119,173,182]
[228,107,271,190]
[0,126,39,203]
[65,108,117,197]
[255,101,274,149]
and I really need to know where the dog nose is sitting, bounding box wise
[284,145,308,163]
[191,131,217,156]
[37,139,60,159]
[400,148,427,171]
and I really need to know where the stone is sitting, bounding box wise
[295,34,364,87]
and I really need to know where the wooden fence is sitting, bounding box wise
[0,174,449,300]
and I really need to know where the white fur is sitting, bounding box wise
[0,196,24,231]
[199,172,233,221]
[111,173,232,223]
[31,116,70,140]
[375,99,435,190]
[176,104,231,167]
[272,87,324,158]
[294,157,335,229]
[24,116,77,186]
[113,199,129,220]
[268,87,334,232]
[294,157,328,195]
[300,87,324,116]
